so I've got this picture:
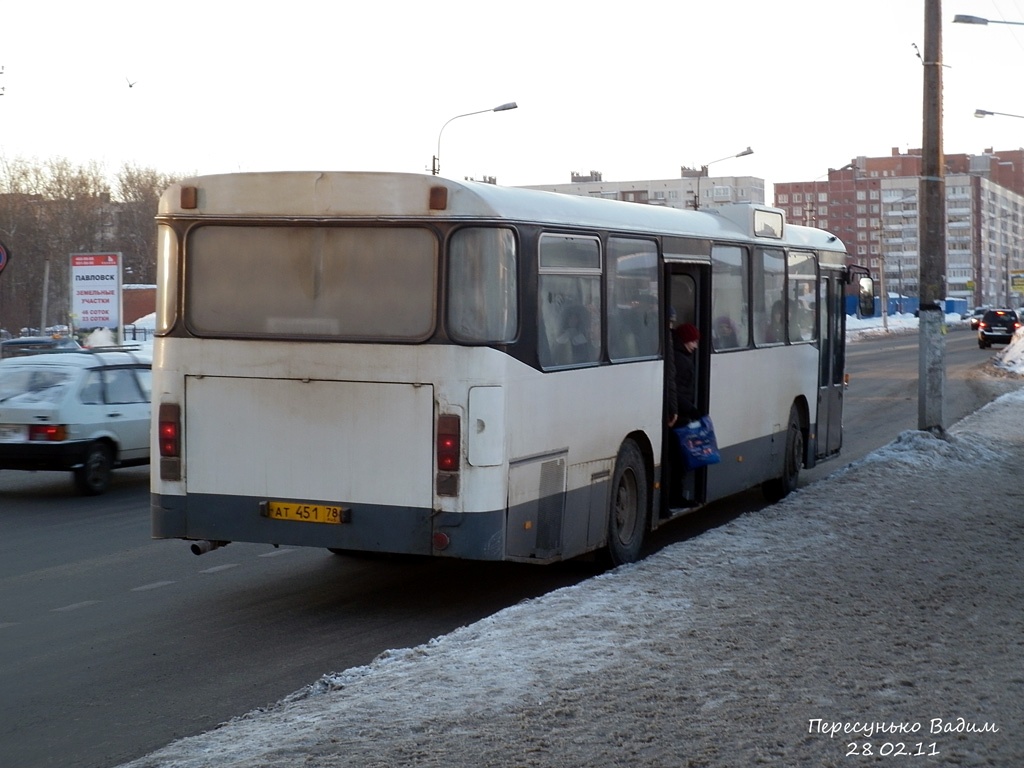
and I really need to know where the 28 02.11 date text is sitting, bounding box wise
[846,742,939,757]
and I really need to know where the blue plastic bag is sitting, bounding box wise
[674,416,721,469]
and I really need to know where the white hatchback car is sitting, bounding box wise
[0,349,152,494]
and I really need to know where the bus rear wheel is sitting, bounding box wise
[762,407,803,503]
[606,440,648,566]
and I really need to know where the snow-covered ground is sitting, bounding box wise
[119,313,1024,768]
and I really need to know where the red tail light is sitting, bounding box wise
[436,414,460,472]
[29,424,67,441]
[158,402,180,457]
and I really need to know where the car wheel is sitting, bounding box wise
[74,442,114,496]
[605,439,648,566]
[762,407,804,503]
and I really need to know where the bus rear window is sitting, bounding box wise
[185,226,437,340]
[447,227,518,344]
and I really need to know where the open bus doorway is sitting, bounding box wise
[663,266,710,515]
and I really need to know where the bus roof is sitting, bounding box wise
[161,171,847,256]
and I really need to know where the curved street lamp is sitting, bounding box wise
[431,102,518,176]
[975,108,1024,120]
[953,14,1024,26]
[692,147,753,210]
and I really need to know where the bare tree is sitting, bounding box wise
[0,157,49,333]
[33,159,113,329]
[0,156,185,335]
[115,164,181,286]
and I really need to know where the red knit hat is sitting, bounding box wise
[677,323,700,344]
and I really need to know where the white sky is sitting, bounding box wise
[3,1,1024,191]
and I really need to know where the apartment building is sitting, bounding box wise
[774,147,1024,309]
[521,169,765,210]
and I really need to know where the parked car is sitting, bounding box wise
[0,335,81,359]
[968,307,988,330]
[977,308,1022,349]
[0,349,151,494]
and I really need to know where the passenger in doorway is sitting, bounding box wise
[666,322,703,509]
[674,323,701,424]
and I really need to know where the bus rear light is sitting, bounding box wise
[158,403,181,457]
[29,424,67,441]
[436,414,460,472]
[436,414,460,497]
[432,532,451,551]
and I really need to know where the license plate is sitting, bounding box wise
[262,500,349,524]
[0,424,27,442]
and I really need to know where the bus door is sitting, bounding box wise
[815,271,845,458]
[666,263,710,507]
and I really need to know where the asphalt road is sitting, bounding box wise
[0,325,1017,768]
[803,325,1020,485]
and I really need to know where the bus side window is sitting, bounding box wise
[447,227,518,344]
[606,237,659,361]
[787,251,818,343]
[538,234,602,369]
[710,244,749,351]
[538,286,601,369]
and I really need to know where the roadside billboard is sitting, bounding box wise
[70,252,123,337]
[1012,269,1024,293]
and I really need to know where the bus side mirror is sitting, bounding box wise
[858,276,875,317]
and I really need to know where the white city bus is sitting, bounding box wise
[151,172,870,565]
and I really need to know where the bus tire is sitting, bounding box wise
[74,442,114,496]
[762,407,803,503]
[606,439,649,566]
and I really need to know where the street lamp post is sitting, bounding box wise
[953,13,1024,26]
[919,0,945,434]
[974,108,1024,120]
[431,102,518,177]
[691,147,753,210]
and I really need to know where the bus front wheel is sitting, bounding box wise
[762,407,803,503]
[606,439,649,566]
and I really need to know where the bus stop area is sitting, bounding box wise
[123,387,1024,768]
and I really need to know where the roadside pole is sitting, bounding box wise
[919,0,946,433]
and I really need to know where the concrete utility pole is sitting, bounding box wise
[919,0,946,433]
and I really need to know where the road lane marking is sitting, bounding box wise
[258,548,296,557]
[52,601,100,612]
[199,563,239,573]
[131,581,176,591]
[0,622,19,629]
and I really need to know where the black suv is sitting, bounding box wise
[977,308,1021,348]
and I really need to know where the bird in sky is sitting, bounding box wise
[126,77,136,88]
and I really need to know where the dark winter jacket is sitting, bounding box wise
[673,337,700,422]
